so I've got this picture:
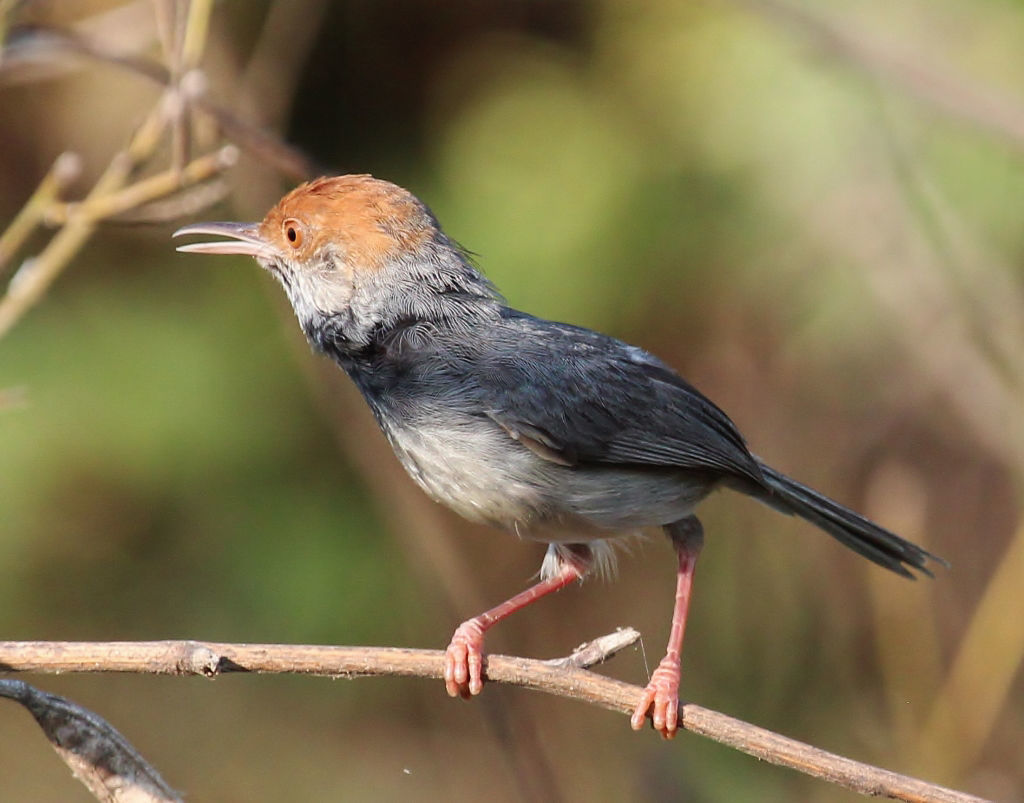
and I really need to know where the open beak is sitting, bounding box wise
[173,222,277,259]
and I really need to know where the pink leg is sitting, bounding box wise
[445,560,583,698]
[631,519,703,738]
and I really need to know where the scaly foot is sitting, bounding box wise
[630,655,681,738]
[444,619,486,698]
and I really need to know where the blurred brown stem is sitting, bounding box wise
[0,152,81,276]
[45,145,238,225]
[0,637,988,803]
[0,23,318,180]
[0,99,169,339]
[0,105,238,340]
[737,0,1024,149]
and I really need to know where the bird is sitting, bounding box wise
[174,174,945,738]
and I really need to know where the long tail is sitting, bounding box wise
[753,463,947,578]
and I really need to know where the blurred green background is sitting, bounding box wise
[1,0,1023,800]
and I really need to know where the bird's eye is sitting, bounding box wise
[283,219,303,248]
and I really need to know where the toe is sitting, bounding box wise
[466,649,483,696]
[652,694,669,735]
[444,643,465,697]
[662,696,679,739]
[651,695,678,739]
[630,689,654,730]
[444,621,486,699]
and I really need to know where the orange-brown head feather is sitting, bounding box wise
[174,173,499,354]
[258,175,437,274]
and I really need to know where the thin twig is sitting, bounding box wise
[0,636,989,803]
[101,179,231,224]
[45,145,238,225]
[0,24,319,180]
[0,108,238,340]
[178,0,213,73]
[0,100,168,339]
[0,152,81,276]
[543,626,641,669]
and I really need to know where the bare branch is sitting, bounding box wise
[0,113,238,340]
[0,679,181,802]
[0,152,81,277]
[0,24,319,180]
[102,179,231,224]
[0,637,989,803]
[0,99,166,339]
[543,626,641,669]
[44,145,238,225]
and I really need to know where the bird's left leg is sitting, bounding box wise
[631,515,704,739]
[444,544,591,698]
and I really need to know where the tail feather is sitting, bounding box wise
[753,463,946,578]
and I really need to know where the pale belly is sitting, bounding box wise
[379,415,711,541]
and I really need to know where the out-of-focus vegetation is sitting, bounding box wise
[1,1,1022,800]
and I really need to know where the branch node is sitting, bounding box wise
[178,643,221,677]
[545,627,642,669]
[53,152,83,187]
[179,68,207,101]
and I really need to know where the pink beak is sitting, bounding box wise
[173,222,277,259]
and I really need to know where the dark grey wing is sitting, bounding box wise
[475,312,764,485]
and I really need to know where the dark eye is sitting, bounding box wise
[283,219,303,248]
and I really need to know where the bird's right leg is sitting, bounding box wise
[444,544,591,698]
[631,516,704,739]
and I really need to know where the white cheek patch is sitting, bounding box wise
[282,267,354,328]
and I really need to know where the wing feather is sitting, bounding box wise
[474,312,764,484]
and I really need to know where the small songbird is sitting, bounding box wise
[174,175,944,738]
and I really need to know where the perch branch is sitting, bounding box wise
[0,636,987,803]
